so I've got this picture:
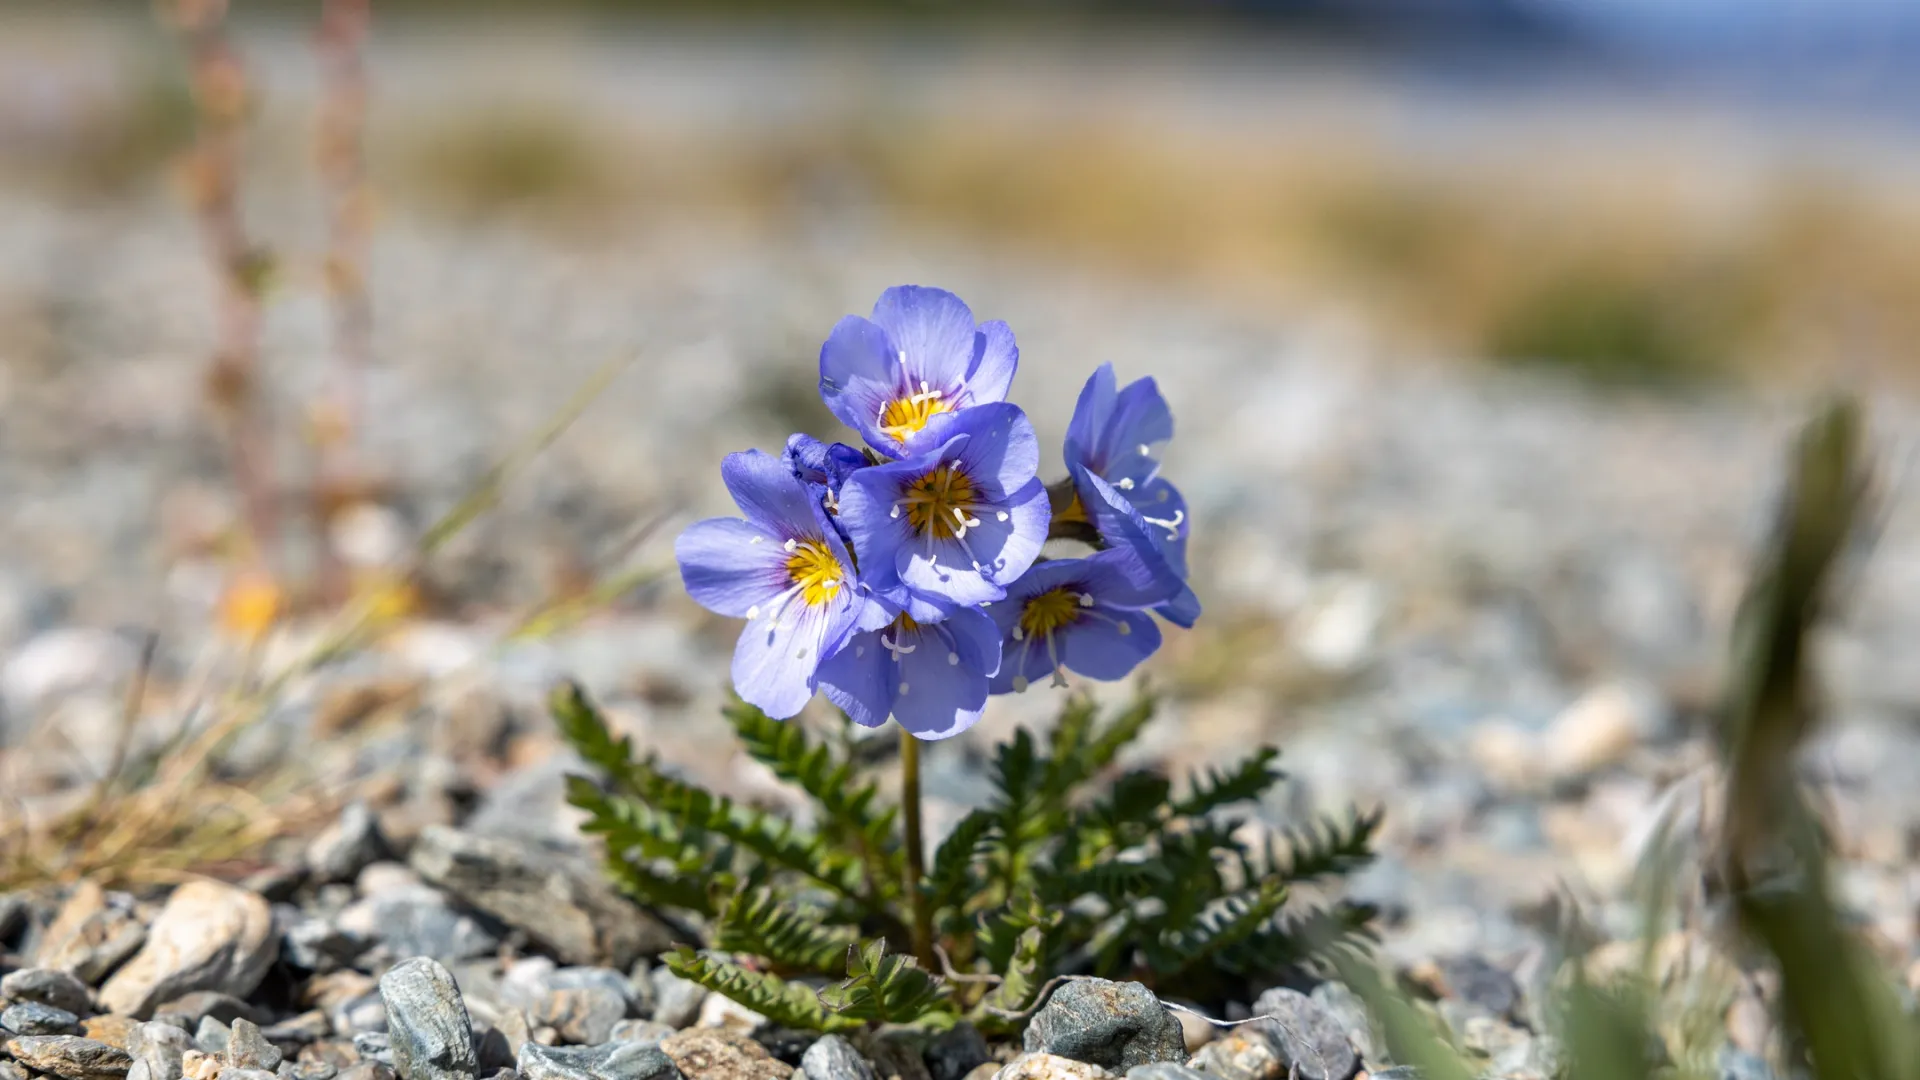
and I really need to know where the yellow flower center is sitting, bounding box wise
[1018,587,1083,639]
[902,464,979,541]
[878,383,952,442]
[785,540,846,606]
[1054,493,1088,525]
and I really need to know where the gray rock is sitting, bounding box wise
[289,1061,341,1080]
[223,1069,278,1080]
[227,1020,283,1072]
[379,958,478,1080]
[994,1055,1116,1080]
[339,1065,399,1080]
[623,963,657,1023]
[1432,959,1519,1021]
[354,1035,396,1068]
[4,1035,133,1080]
[1718,1047,1773,1080]
[1185,1029,1283,1080]
[1126,1066,1211,1080]
[126,1022,193,1080]
[609,1022,675,1047]
[2,968,92,1015]
[534,973,634,1045]
[152,992,263,1032]
[330,993,389,1037]
[99,882,278,1020]
[33,885,148,987]
[1023,980,1185,1071]
[336,893,498,968]
[307,804,392,884]
[925,1025,989,1080]
[195,1018,232,1056]
[1306,985,1374,1066]
[647,971,706,1031]
[284,917,369,974]
[801,1035,876,1080]
[1,1061,29,1080]
[1486,1035,1562,1080]
[658,1029,789,1080]
[409,827,675,968]
[260,1012,333,1048]
[0,894,26,945]
[474,1028,516,1074]
[518,1042,683,1080]
[3,1001,84,1036]
[1246,988,1357,1080]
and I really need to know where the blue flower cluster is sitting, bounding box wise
[676,286,1198,739]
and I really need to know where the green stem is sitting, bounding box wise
[899,725,935,969]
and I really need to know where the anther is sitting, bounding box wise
[1117,622,1132,636]
[996,511,1009,522]
[1012,627,1025,641]
[1012,676,1030,693]
[947,652,959,666]
[1138,443,1152,456]
[898,682,910,695]
[783,538,798,552]
[1117,477,1135,490]
[1078,593,1095,607]
[746,605,760,619]
[1141,509,1185,541]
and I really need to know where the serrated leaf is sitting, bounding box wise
[819,940,953,1024]
[714,887,860,976]
[1173,747,1284,818]
[666,947,862,1033]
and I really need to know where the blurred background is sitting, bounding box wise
[3,0,1920,972]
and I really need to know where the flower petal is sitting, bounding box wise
[731,599,836,720]
[818,315,903,454]
[966,320,1019,405]
[674,517,788,618]
[816,628,891,729]
[1064,363,1117,473]
[722,449,828,536]
[1099,376,1173,488]
[1061,610,1162,680]
[897,477,1047,608]
[871,286,977,390]
[893,616,991,741]
[944,403,1040,501]
[838,459,920,596]
[1073,466,1198,626]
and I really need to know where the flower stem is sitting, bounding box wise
[899,725,935,969]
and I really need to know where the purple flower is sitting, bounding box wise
[837,402,1050,612]
[782,433,868,497]
[819,286,1019,457]
[986,548,1170,694]
[675,450,864,719]
[1070,466,1201,627]
[816,604,1002,740]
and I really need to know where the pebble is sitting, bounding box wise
[800,1036,876,1080]
[354,1035,396,1068]
[1124,1067,1210,1080]
[3,1001,84,1036]
[1307,984,1374,1065]
[658,1028,790,1080]
[194,1018,230,1056]
[5,1035,134,1080]
[409,827,674,969]
[2,968,93,1015]
[648,971,708,1031]
[610,1021,676,1046]
[225,1019,282,1072]
[261,1012,334,1048]
[993,1055,1115,1080]
[336,892,498,968]
[33,883,148,986]
[694,995,764,1036]
[153,994,262,1033]
[854,1027,931,1080]
[126,1022,193,1080]
[99,882,278,1020]
[0,1060,25,1080]
[518,1042,684,1080]
[924,1024,990,1080]
[1541,684,1662,782]
[338,1064,399,1080]
[1023,980,1185,1071]
[1424,958,1520,1021]
[284,917,368,974]
[536,984,628,1047]
[378,958,478,1080]
[1246,988,1358,1080]
[306,803,393,885]
[82,1016,138,1050]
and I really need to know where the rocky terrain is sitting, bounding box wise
[5,16,1920,1080]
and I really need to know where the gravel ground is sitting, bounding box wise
[4,19,1920,1080]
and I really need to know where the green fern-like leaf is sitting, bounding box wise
[974,925,1049,1033]
[1081,692,1157,776]
[1173,747,1285,818]
[725,700,903,889]
[666,946,862,1032]
[1038,857,1173,904]
[818,940,953,1024]
[1144,882,1289,974]
[1040,695,1102,796]
[1227,900,1382,976]
[1269,807,1382,884]
[714,887,860,976]
[927,808,997,913]
[566,776,724,915]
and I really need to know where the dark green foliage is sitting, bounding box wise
[557,684,1381,1030]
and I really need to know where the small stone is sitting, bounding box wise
[298,1043,360,1073]
[1125,1066,1209,1080]
[223,1069,277,1080]
[0,1059,27,1080]
[924,1025,989,1080]
[290,1062,340,1080]
[5,1035,134,1080]
[611,1022,675,1046]
[379,958,478,1080]
[353,1035,395,1068]
[83,1017,140,1051]
[4,1001,84,1036]
[518,1043,682,1080]
[993,1055,1115,1080]
[489,1012,532,1060]
[2,968,93,1015]
[1185,1029,1281,1080]
[649,970,708,1031]
[536,985,627,1046]
[180,1051,219,1080]
[660,1028,789,1080]
[227,1020,283,1072]
[696,995,763,1036]
[339,1064,398,1080]
[1246,987,1357,1080]
[1306,985,1373,1066]
[961,1066,998,1080]
[1542,684,1664,782]
[853,1027,930,1080]
[1486,1036,1562,1080]
[1459,1017,1526,1059]
[285,917,369,974]
[261,1013,333,1049]
[195,1018,232,1056]
[152,993,263,1033]
[307,804,393,885]
[127,1022,193,1080]
[409,827,675,969]
[34,883,148,987]
[335,894,497,969]
[801,1036,876,1080]
[1426,958,1520,1021]
[1717,1047,1773,1080]
[1023,980,1184,1072]
[100,882,278,1020]
[329,994,388,1037]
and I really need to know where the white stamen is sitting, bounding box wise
[1138,443,1152,456]
[783,538,798,552]
[746,605,760,619]
[1012,627,1025,641]
[1141,509,1185,542]
[1117,477,1135,490]
[796,647,809,660]
[996,511,1009,522]
[1012,675,1030,693]
[881,632,917,661]
[749,535,763,544]
[890,503,902,519]
[947,652,959,666]
[1117,622,1132,636]
[950,505,983,538]
[856,645,866,658]
[898,682,910,695]
[898,349,908,366]
[1078,593,1095,607]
